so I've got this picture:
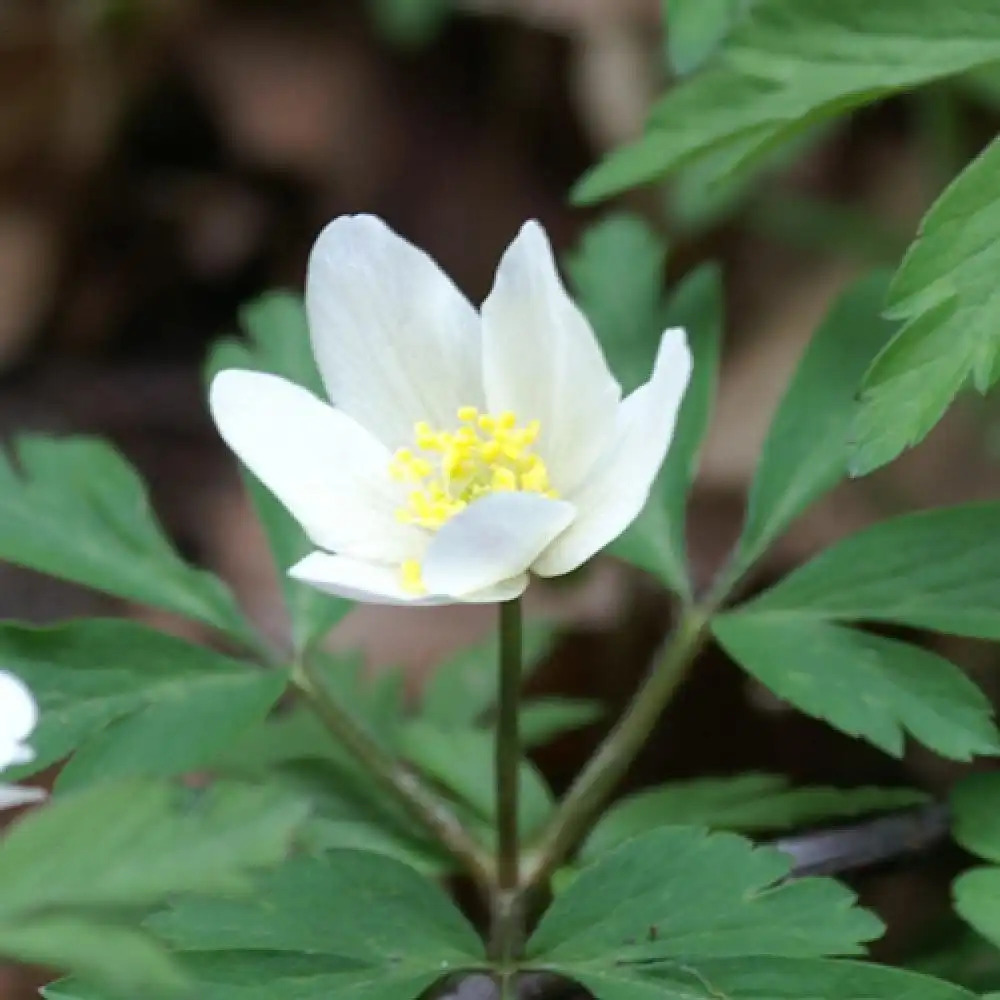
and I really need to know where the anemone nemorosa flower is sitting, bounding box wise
[0,670,44,810]
[210,216,692,606]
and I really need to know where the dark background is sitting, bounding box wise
[3,1,1000,994]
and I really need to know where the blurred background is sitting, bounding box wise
[4,0,1000,995]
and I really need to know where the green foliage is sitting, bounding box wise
[0,619,287,789]
[0,781,307,993]
[665,0,747,77]
[400,722,553,837]
[731,503,1000,640]
[568,958,977,1000]
[566,213,670,396]
[519,698,603,748]
[420,621,554,728]
[530,827,880,958]
[581,774,927,860]
[574,0,1000,203]
[0,435,254,647]
[852,135,1000,473]
[713,616,998,758]
[209,293,351,652]
[952,773,1000,953]
[142,850,482,999]
[528,826,886,994]
[607,263,724,597]
[732,273,897,576]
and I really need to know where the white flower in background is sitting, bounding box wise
[210,215,692,605]
[0,670,45,810]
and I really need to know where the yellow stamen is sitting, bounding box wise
[389,407,558,591]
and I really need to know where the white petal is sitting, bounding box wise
[533,328,692,578]
[210,370,423,563]
[481,221,621,495]
[0,783,45,810]
[289,552,529,606]
[307,215,483,449]
[422,493,575,598]
[0,672,37,769]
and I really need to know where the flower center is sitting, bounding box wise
[389,406,557,593]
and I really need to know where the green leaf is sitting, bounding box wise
[609,264,723,597]
[0,781,307,990]
[272,759,448,873]
[519,698,603,748]
[954,867,1000,949]
[0,619,287,788]
[713,616,998,759]
[566,213,669,395]
[666,0,744,76]
[0,782,308,915]
[420,622,553,728]
[0,921,184,996]
[561,956,976,1000]
[0,435,254,646]
[733,273,897,575]
[53,955,449,1000]
[952,772,1000,864]
[147,851,482,997]
[399,722,553,837]
[573,0,1000,204]
[209,292,351,652]
[853,134,1000,473]
[582,773,927,860]
[309,652,406,750]
[528,826,881,965]
[735,502,1000,641]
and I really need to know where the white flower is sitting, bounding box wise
[0,670,45,810]
[210,216,692,606]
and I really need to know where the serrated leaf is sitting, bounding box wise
[853,134,1000,472]
[51,956,447,1000]
[399,722,553,837]
[609,265,723,597]
[0,781,307,990]
[713,616,998,759]
[665,0,744,76]
[566,213,669,396]
[582,774,927,860]
[0,920,184,995]
[528,826,880,964]
[0,781,308,915]
[735,503,1000,641]
[420,622,553,728]
[562,956,976,1000]
[733,273,897,575]
[147,851,482,998]
[209,292,350,652]
[0,435,255,646]
[0,619,287,788]
[574,0,1000,204]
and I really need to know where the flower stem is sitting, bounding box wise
[291,657,494,892]
[522,606,710,889]
[490,598,526,969]
[496,598,523,890]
